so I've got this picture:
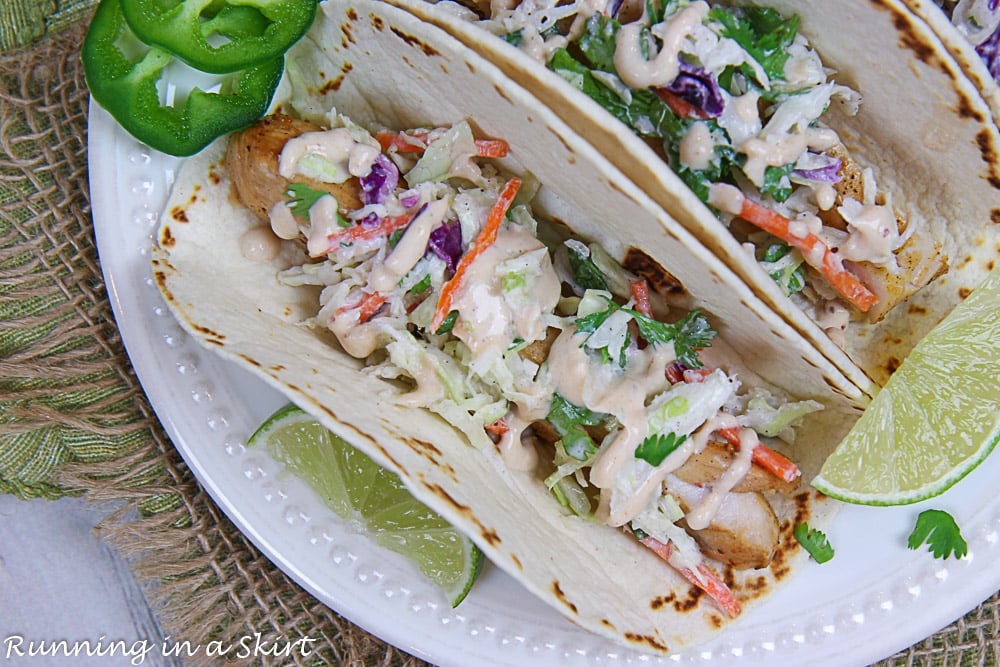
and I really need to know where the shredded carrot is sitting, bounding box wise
[654,89,712,120]
[376,131,509,158]
[336,291,386,323]
[683,368,713,383]
[375,131,427,153]
[665,361,686,384]
[737,197,877,312]
[485,418,510,436]
[636,533,742,618]
[749,442,801,483]
[325,213,414,250]
[718,426,801,483]
[472,139,510,158]
[630,279,653,317]
[431,177,522,331]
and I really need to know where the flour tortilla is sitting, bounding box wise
[901,0,1000,127]
[153,0,861,653]
[383,0,1000,391]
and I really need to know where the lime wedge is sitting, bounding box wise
[813,269,1000,505]
[249,403,484,606]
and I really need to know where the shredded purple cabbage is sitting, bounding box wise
[399,191,421,208]
[792,158,843,184]
[358,212,381,228]
[977,24,1000,81]
[360,154,399,206]
[662,63,724,118]
[428,219,463,272]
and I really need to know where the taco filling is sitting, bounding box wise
[225,110,826,617]
[428,0,947,344]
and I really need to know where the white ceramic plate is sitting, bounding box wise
[89,101,1000,667]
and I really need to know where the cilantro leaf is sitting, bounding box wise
[630,307,715,368]
[408,273,432,295]
[576,298,716,368]
[287,183,325,218]
[907,510,968,560]
[566,242,609,291]
[794,522,834,563]
[761,242,806,296]
[761,163,795,202]
[434,310,459,335]
[503,30,522,46]
[709,7,798,83]
[574,306,616,337]
[550,47,685,144]
[546,393,607,461]
[635,432,687,466]
[577,14,620,72]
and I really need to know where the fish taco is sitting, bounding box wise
[382,0,1000,391]
[152,0,863,654]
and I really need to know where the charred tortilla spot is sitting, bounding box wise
[709,614,723,629]
[271,364,285,372]
[369,14,383,31]
[551,581,578,614]
[510,554,523,571]
[884,356,902,376]
[389,27,440,56]
[423,482,502,546]
[320,75,345,94]
[153,270,174,302]
[205,338,224,347]
[992,210,1000,224]
[480,527,501,547]
[746,575,768,593]
[954,91,985,122]
[908,304,928,315]
[600,619,617,630]
[399,436,458,479]
[800,355,819,370]
[975,129,1000,188]
[650,595,674,610]
[341,22,355,45]
[793,491,812,525]
[238,354,262,368]
[882,3,940,68]
[161,226,176,248]
[492,83,512,105]
[604,177,641,207]
[545,126,574,155]
[191,323,224,340]
[372,443,406,477]
[673,585,704,612]
[170,206,189,223]
[623,247,685,295]
[466,62,475,74]
[959,286,973,300]
[624,633,669,652]
[347,7,358,20]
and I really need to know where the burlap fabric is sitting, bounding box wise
[0,10,996,667]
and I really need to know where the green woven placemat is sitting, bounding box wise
[0,9,997,667]
[0,0,96,53]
